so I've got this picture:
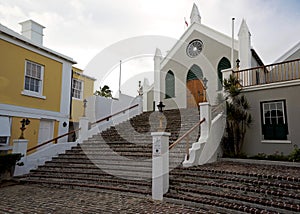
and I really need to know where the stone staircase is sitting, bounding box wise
[18,106,300,212]
[165,161,300,213]
[20,108,200,195]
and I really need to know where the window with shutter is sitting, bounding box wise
[261,100,288,140]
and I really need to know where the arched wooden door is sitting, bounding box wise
[187,79,205,108]
[186,65,204,108]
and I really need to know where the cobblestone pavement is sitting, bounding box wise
[0,184,208,214]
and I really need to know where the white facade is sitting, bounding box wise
[142,4,263,111]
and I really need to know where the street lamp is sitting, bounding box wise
[236,59,240,70]
[83,99,87,117]
[19,118,30,139]
[157,101,165,131]
[202,77,208,102]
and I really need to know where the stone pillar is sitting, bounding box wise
[153,48,162,110]
[198,102,211,143]
[151,131,170,201]
[79,117,89,141]
[137,95,143,114]
[12,139,29,156]
[142,80,149,112]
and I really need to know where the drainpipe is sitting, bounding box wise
[69,70,74,120]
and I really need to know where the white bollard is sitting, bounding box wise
[12,139,29,156]
[151,131,170,201]
[198,102,211,143]
[79,117,89,141]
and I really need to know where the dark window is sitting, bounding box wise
[165,71,175,98]
[217,57,231,90]
[261,100,288,140]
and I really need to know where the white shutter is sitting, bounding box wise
[0,116,11,136]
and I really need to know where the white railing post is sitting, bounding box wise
[79,117,89,142]
[198,102,211,143]
[151,131,170,201]
[12,139,28,156]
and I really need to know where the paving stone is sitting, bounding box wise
[0,184,209,213]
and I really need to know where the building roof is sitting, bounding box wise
[0,23,77,64]
[275,41,300,63]
[72,67,96,81]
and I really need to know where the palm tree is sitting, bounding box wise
[94,85,113,98]
[222,74,252,156]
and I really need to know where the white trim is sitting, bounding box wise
[0,103,69,120]
[242,79,300,92]
[275,41,300,63]
[0,146,12,151]
[261,140,291,144]
[21,90,46,99]
[262,101,286,125]
[23,60,45,97]
[72,78,84,100]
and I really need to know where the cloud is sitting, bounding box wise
[0,0,299,88]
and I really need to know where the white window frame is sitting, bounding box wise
[72,78,83,100]
[262,101,286,125]
[21,60,46,99]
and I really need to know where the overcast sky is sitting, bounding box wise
[1,0,300,95]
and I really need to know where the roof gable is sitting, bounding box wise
[275,41,300,62]
[160,22,238,68]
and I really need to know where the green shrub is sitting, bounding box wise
[249,153,267,160]
[267,151,289,161]
[289,145,300,162]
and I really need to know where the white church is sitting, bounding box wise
[142,3,262,111]
[142,3,300,156]
[12,3,300,176]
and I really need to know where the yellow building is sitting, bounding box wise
[69,67,95,141]
[0,20,76,153]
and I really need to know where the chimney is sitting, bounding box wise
[19,20,45,45]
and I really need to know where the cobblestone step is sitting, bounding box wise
[46,159,152,167]
[37,163,152,173]
[25,174,151,187]
[21,178,151,195]
[166,185,300,213]
[170,170,300,192]
[165,161,300,213]
[29,167,151,180]
[165,190,281,214]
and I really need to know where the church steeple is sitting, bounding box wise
[238,19,252,69]
[190,3,201,24]
[238,19,251,38]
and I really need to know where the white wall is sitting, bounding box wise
[83,94,142,139]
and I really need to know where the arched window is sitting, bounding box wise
[187,64,203,81]
[217,57,231,90]
[165,70,175,98]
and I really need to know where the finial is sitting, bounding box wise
[190,3,201,24]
